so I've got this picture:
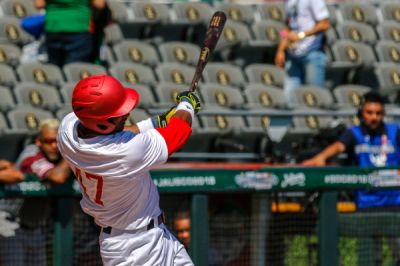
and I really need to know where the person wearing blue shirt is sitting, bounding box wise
[303,92,400,263]
[275,0,331,106]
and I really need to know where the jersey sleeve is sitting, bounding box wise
[123,129,169,174]
[310,0,329,21]
[156,117,192,156]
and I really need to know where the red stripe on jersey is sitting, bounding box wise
[156,117,192,156]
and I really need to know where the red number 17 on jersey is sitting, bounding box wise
[75,168,104,206]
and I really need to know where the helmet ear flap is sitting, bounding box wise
[80,118,116,134]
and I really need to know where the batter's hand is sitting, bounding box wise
[151,106,176,128]
[176,91,201,113]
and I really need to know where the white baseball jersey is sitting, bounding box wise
[57,112,168,230]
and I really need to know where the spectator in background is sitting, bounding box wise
[174,211,191,250]
[0,119,71,266]
[302,92,400,263]
[275,0,330,107]
[34,0,106,67]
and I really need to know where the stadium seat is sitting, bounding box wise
[0,43,20,67]
[172,2,213,25]
[153,82,188,108]
[331,40,376,66]
[374,62,400,93]
[158,42,201,65]
[59,82,75,104]
[380,2,400,23]
[55,105,72,121]
[251,20,285,47]
[121,82,157,109]
[0,86,16,112]
[113,40,159,66]
[0,16,34,45]
[109,62,157,87]
[63,63,107,82]
[14,82,63,111]
[17,62,65,87]
[7,105,54,131]
[376,21,400,43]
[336,21,377,44]
[333,85,371,108]
[155,63,195,85]
[103,23,125,45]
[292,86,335,109]
[244,64,285,88]
[338,3,378,25]
[215,20,252,52]
[325,27,338,45]
[375,41,400,63]
[327,5,338,26]
[0,0,37,18]
[129,2,170,23]
[245,113,291,143]
[202,62,246,88]
[0,63,17,88]
[243,84,288,110]
[0,111,8,132]
[214,3,255,24]
[106,0,129,22]
[199,83,245,110]
[292,112,335,131]
[256,3,286,23]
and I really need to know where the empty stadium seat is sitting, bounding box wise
[0,0,37,18]
[292,112,335,131]
[331,40,376,66]
[327,5,338,26]
[103,23,125,45]
[256,3,286,23]
[202,62,246,88]
[292,86,335,109]
[214,3,255,24]
[0,43,20,66]
[109,62,157,87]
[0,63,17,87]
[55,105,72,121]
[153,82,188,108]
[113,40,159,66]
[7,105,54,131]
[245,114,291,143]
[215,20,252,51]
[376,21,400,43]
[338,3,378,25]
[63,63,107,82]
[244,64,285,88]
[243,84,287,109]
[199,83,245,109]
[127,108,150,125]
[106,0,129,22]
[17,62,65,87]
[172,2,213,25]
[0,111,8,132]
[155,63,195,85]
[59,82,75,104]
[129,2,170,23]
[251,20,285,47]
[374,62,400,91]
[0,16,34,45]
[158,42,201,65]
[375,41,400,63]
[380,2,400,23]
[14,82,63,111]
[121,82,157,109]
[333,85,371,108]
[336,21,377,44]
[0,86,16,112]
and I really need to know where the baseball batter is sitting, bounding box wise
[57,75,200,265]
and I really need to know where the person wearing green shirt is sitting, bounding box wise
[34,0,106,67]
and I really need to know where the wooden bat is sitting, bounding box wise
[189,11,227,92]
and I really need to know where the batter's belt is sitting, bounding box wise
[102,213,165,235]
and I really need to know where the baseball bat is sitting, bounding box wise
[189,11,227,92]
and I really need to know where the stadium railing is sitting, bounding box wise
[1,164,400,266]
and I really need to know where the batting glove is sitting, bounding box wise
[151,106,176,128]
[176,91,201,113]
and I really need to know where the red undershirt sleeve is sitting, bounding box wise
[156,117,192,156]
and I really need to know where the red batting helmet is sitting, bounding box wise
[72,75,139,134]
